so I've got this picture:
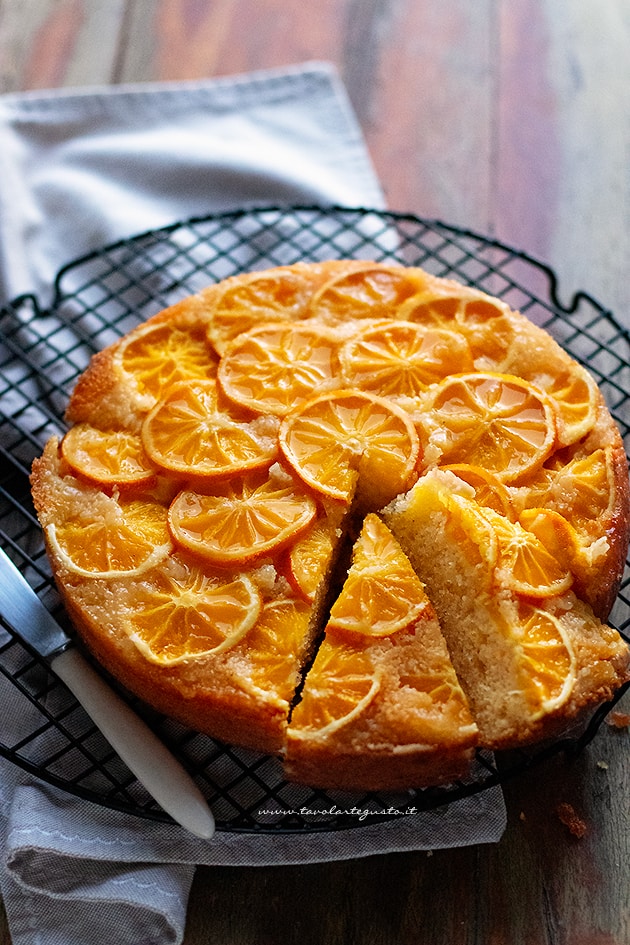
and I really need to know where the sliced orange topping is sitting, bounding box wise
[279,390,420,505]
[339,321,473,397]
[520,364,599,447]
[426,372,556,482]
[47,498,171,578]
[547,449,616,532]
[282,516,341,603]
[519,507,582,559]
[241,598,314,701]
[327,514,428,639]
[168,470,317,565]
[61,424,155,489]
[122,560,261,664]
[309,264,427,324]
[481,506,573,598]
[442,464,515,518]
[114,321,218,402]
[206,268,314,354]
[141,379,278,479]
[545,365,599,446]
[399,288,515,369]
[515,604,576,715]
[289,642,381,738]
[522,448,616,537]
[218,322,342,416]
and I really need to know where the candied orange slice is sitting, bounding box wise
[549,449,616,529]
[481,506,573,598]
[241,598,314,701]
[519,507,582,558]
[525,448,616,536]
[442,463,514,518]
[279,390,420,505]
[400,288,515,369]
[61,424,155,489]
[541,365,598,446]
[289,642,381,738]
[122,562,261,664]
[327,514,428,639]
[141,379,278,479]
[218,322,342,416]
[339,321,473,397]
[47,498,171,578]
[206,268,314,354]
[168,470,317,565]
[114,321,218,402]
[426,372,556,482]
[515,604,576,715]
[309,264,427,323]
[282,517,341,603]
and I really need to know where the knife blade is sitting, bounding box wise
[0,547,215,839]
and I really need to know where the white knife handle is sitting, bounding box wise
[51,647,215,839]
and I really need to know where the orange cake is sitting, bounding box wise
[30,260,630,790]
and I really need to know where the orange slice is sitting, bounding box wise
[123,562,261,664]
[519,507,582,559]
[399,288,515,369]
[309,264,427,324]
[206,268,314,354]
[339,321,474,397]
[279,390,420,505]
[241,598,314,701]
[326,514,428,639]
[481,506,573,598]
[141,379,278,479]
[113,321,218,402]
[168,470,317,565]
[426,372,556,482]
[516,604,576,715]
[541,365,599,446]
[442,463,515,518]
[523,448,616,537]
[61,424,156,489]
[47,498,171,578]
[549,448,617,531]
[282,516,341,603]
[218,322,342,416]
[289,642,381,738]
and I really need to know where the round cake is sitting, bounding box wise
[30,260,630,791]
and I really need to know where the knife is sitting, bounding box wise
[0,547,215,839]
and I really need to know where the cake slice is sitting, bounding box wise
[284,514,478,790]
[382,469,630,748]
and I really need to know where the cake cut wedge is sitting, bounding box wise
[284,514,479,790]
[382,469,630,748]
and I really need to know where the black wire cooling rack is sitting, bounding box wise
[1,205,629,833]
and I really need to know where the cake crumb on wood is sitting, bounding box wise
[606,710,630,729]
[555,802,587,838]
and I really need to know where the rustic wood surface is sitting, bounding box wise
[1,1,629,942]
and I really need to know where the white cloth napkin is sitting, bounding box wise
[0,62,506,945]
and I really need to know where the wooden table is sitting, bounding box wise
[1,2,629,942]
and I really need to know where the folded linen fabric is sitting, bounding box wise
[0,62,506,945]
[0,61,384,304]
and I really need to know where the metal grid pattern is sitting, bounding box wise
[1,205,629,833]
